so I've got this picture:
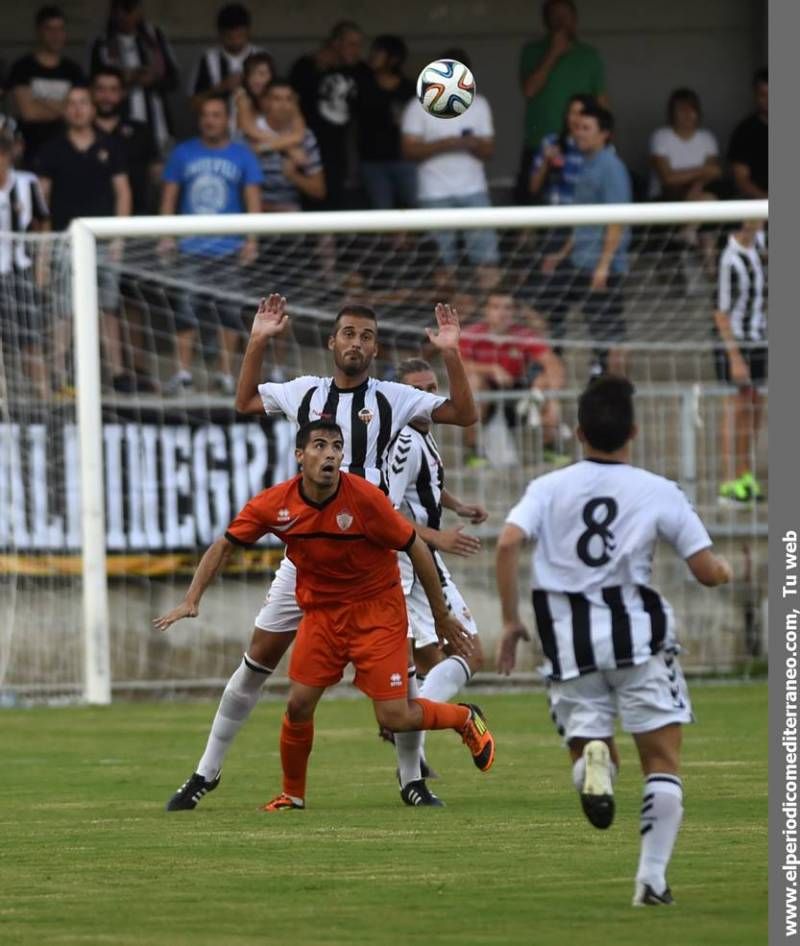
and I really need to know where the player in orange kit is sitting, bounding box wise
[155,419,495,809]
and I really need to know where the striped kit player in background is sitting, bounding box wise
[495,376,731,907]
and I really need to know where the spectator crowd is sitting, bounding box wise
[0,0,768,491]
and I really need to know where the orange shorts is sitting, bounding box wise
[288,584,409,701]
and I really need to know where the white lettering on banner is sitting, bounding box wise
[0,418,291,553]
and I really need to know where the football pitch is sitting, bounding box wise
[2,683,766,946]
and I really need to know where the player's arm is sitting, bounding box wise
[427,304,479,427]
[714,308,750,386]
[494,523,532,675]
[235,294,289,413]
[152,536,234,629]
[686,548,732,587]
[406,535,475,660]
[441,488,488,525]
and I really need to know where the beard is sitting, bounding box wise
[335,350,368,376]
[95,103,121,119]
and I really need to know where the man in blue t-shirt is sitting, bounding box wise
[159,95,263,395]
[531,104,632,378]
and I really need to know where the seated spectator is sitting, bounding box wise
[517,0,606,202]
[158,95,262,395]
[89,0,179,157]
[460,287,565,466]
[257,80,325,211]
[714,219,767,504]
[529,92,595,206]
[401,47,499,290]
[0,135,50,399]
[35,85,132,395]
[289,21,365,210]
[190,4,259,117]
[91,65,158,215]
[531,103,631,377]
[356,35,416,209]
[234,54,307,157]
[728,68,768,199]
[648,88,721,200]
[8,5,85,167]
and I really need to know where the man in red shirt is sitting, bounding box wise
[154,419,495,810]
[459,287,565,465]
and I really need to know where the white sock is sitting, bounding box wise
[571,753,618,792]
[196,654,272,780]
[636,774,684,893]
[419,656,471,702]
[395,666,423,788]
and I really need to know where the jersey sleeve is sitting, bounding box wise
[505,478,546,540]
[657,481,712,560]
[242,144,264,184]
[357,480,416,550]
[162,144,185,183]
[386,430,422,509]
[225,491,275,546]
[474,97,494,137]
[401,98,425,137]
[382,381,447,428]
[258,376,318,418]
[717,252,732,313]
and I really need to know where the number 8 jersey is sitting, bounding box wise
[505,458,712,680]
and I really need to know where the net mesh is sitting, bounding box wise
[0,214,767,701]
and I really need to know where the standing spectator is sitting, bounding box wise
[401,48,499,290]
[8,6,85,167]
[289,21,365,210]
[190,4,259,116]
[517,0,606,201]
[0,135,50,399]
[91,65,158,215]
[257,80,325,211]
[529,92,595,206]
[356,35,416,209]
[159,95,262,395]
[714,220,767,504]
[35,85,132,394]
[89,0,179,156]
[533,104,631,377]
[234,53,307,156]
[728,68,768,199]
[648,88,721,200]
[460,288,565,466]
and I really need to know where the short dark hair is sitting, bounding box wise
[35,4,64,26]
[440,47,471,70]
[331,304,378,333]
[91,64,125,86]
[295,419,344,450]
[243,51,275,79]
[372,34,408,69]
[396,357,432,380]
[667,87,701,125]
[577,375,635,453]
[200,93,230,113]
[328,19,361,42]
[581,102,614,135]
[263,78,294,96]
[217,3,250,32]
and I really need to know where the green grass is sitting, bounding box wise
[1,684,766,946]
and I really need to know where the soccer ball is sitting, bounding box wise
[416,59,475,119]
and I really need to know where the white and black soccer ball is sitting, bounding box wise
[416,59,475,119]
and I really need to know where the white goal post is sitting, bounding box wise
[68,198,767,704]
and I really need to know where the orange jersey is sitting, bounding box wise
[225,473,416,609]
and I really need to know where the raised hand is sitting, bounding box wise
[426,302,461,352]
[496,621,530,676]
[250,293,288,340]
[152,600,198,632]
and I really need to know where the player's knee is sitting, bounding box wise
[374,701,410,732]
[286,693,316,722]
[248,629,294,669]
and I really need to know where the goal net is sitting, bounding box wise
[0,201,768,703]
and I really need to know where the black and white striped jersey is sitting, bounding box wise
[506,459,712,681]
[717,233,767,342]
[258,376,446,487]
[0,170,49,274]
[386,425,444,530]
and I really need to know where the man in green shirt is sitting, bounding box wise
[517,0,607,198]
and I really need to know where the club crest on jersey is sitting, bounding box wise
[358,407,374,424]
[277,508,291,522]
[336,510,354,531]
